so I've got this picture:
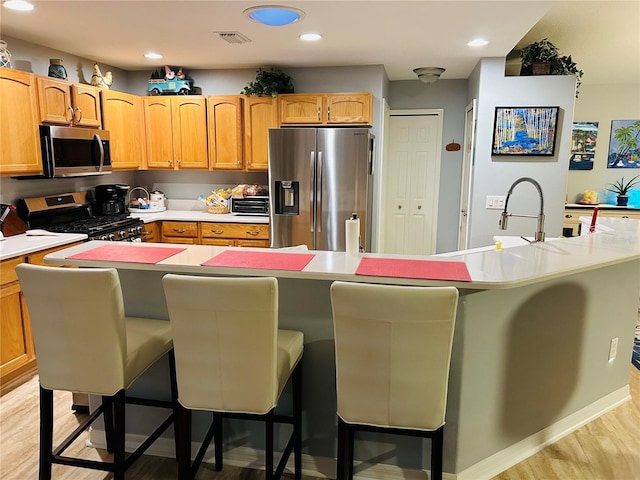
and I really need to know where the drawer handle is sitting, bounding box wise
[565,214,573,218]
[247,230,260,236]
[210,229,224,234]
[173,228,186,233]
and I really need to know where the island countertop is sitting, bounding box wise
[44,217,640,290]
[0,233,87,261]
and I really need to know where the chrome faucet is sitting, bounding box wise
[498,177,545,242]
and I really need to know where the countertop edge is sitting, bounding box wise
[0,233,88,261]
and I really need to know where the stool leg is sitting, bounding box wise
[39,385,53,480]
[177,404,191,480]
[168,349,180,461]
[292,362,303,479]
[265,411,274,480]
[213,412,223,471]
[337,418,354,480]
[430,427,444,480]
[112,389,126,480]
[102,396,114,453]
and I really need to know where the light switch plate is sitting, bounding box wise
[608,337,618,361]
[486,195,506,210]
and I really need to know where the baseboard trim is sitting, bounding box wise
[86,386,629,480]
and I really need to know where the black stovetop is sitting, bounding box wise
[44,214,143,236]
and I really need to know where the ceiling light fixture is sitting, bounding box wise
[300,33,321,41]
[144,52,163,60]
[413,67,446,84]
[3,0,34,11]
[244,5,305,26]
[467,38,489,47]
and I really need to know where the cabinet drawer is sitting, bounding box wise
[27,243,83,266]
[201,222,269,240]
[1,256,26,286]
[236,239,270,248]
[201,238,236,246]
[162,221,198,238]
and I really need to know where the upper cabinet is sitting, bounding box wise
[244,96,278,171]
[37,76,102,127]
[207,95,244,170]
[144,96,208,170]
[279,93,372,126]
[101,90,146,170]
[0,69,42,175]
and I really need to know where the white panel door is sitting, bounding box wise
[383,113,441,255]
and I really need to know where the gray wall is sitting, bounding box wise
[387,79,468,253]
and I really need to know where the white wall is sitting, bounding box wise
[467,57,576,248]
[567,84,640,205]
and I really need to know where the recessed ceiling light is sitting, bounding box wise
[300,33,322,41]
[244,5,305,26]
[467,38,489,47]
[144,52,163,60]
[3,0,34,11]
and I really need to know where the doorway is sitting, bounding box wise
[458,100,477,250]
[380,110,443,255]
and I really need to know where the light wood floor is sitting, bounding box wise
[1,365,639,479]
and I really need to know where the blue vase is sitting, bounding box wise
[48,59,67,80]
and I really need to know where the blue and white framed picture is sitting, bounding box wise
[492,106,559,156]
[607,120,640,168]
[569,121,598,170]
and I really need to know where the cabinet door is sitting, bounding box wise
[244,96,278,171]
[102,90,146,170]
[326,93,372,125]
[144,97,175,169]
[0,69,43,175]
[142,222,160,242]
[172,96,208,169]
[71,84,102,127]
[279,94,323,125]
[208,96,244,170]
[236,239,270,248]
[37,76,73,124]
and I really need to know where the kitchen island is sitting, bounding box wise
[44,218,640,480]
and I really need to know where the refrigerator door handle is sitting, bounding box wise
[310,151,316,233]
[317,151,322,233]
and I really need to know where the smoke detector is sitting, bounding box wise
[215,31,252,44]
[413,67,446,84]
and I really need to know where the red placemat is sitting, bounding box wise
[356,257,472,282]
[202,250,315,271]
[69,244,186,264]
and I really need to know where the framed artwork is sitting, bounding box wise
[569,121,598,170]
[607,120,640,168]
[492,106,559,156]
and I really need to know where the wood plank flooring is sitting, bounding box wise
[1,355,639,479]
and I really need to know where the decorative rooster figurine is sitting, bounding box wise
[90,62,113,89]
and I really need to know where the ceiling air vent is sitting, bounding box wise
[215,32,251,45]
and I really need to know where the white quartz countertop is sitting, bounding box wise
[129,210,268,224]
[44,217,640,291]
[0,233,87,261]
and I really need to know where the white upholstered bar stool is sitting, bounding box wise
[330,281,459,480]
[162,275,304,480]
[16,264,178,480]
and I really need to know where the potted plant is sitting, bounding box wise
[605,175,640,206]
[241,67,294,97]
[519,38,583,96]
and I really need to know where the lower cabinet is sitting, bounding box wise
[161,221,199,244]
[200,222,270,247]
[0,242,82,393]
[142,221,160,243]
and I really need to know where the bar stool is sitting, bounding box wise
[162,274,304,480]
[16,264,178,480]
[330,281,458,480]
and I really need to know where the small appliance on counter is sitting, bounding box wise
[231,196,269,216]
[94,184,130,215]
[128,187,167,213]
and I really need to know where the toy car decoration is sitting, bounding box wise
[148,66,192,95]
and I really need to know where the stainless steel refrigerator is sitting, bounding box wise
[268,128,374,251]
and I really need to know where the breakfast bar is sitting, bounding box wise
[44,218,640,479]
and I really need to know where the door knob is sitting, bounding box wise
[418,205,422,210]
[398,205,402,209]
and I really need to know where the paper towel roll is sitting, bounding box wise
[345,214,360,255]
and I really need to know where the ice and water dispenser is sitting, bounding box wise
[274,180,299,215]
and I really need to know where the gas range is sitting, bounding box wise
[18,191,146,242]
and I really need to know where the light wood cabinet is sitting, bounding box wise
[142,222,160,243]
[101,90,146,170]
[201,222,270,247]
[161,221,199,244]
[0,69,42,175]
[279,92,372,126]
[144,96,208,170]
[244,96,278,171]
[37,76,102,127]
[207,95,244,170]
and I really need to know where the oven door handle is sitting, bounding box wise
[93,134,105,172]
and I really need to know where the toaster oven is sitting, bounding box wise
[231,196,269,216]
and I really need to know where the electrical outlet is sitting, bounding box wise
[486,195,506,210]
[608,337,618,361]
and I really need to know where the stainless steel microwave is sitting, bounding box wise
[36,125,112,178]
